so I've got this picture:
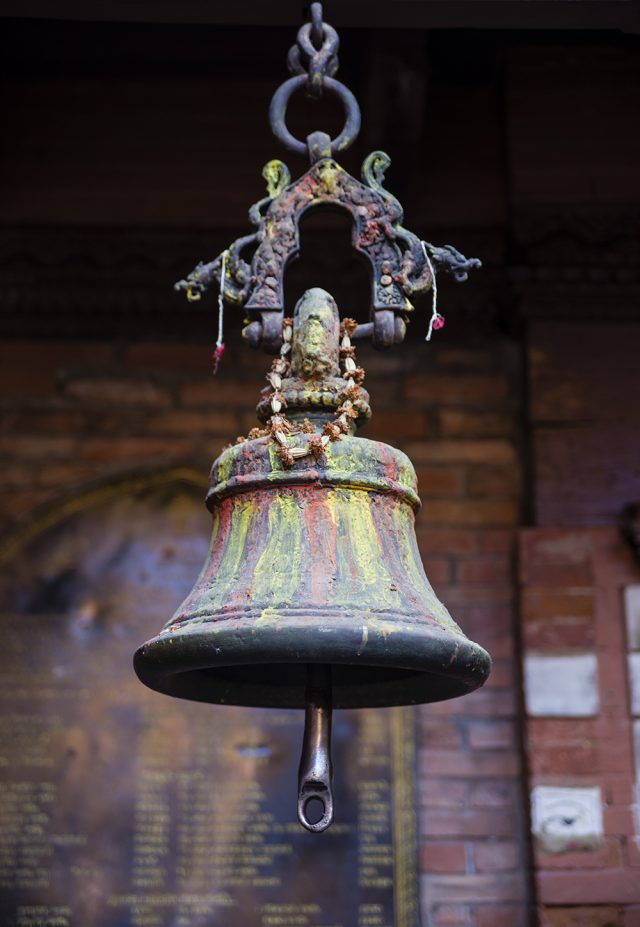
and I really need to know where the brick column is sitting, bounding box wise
[520,528,640,926]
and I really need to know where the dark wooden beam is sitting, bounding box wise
[1,1,638,32]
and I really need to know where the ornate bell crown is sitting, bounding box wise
[134,3,489,834]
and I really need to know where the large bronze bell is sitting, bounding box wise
[135,288,491,832]
[135,2,489,834]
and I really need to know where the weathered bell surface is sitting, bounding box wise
[134,289,491,711]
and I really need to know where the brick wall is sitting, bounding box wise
[520,528,640,927]
[0,328,530,925]
[520,317,640,927]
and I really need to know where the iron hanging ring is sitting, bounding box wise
[286,44,339,84]
[285,24,339,94]
[297,21,340,98]
[269,74,361,157]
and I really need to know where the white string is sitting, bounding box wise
[421,240,439,341]
[217,249,229,348]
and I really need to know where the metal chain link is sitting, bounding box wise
[286,2,339,99]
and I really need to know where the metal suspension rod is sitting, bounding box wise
[297,663,334,833]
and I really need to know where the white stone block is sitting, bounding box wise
[524,653,599,717]
[628,653,640,716]
[531,785,603,853]
[625,585,640,651]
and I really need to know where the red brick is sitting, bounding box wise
[601,775,636,808]
[0,462,37,487]
[36,463,102,488]
[625,838,640,868]
[519,530,593,585]
[0,489,53,520]
[474,840,519,872]
[420,777,468,810]
[535,838,623,870]
[468,721,515,751]
[422,872,526,903]
[405,440,517,465]
[467,465,520,498]
[479,529,515,554]
[0,341,114,398]
[421,747,519,779]
[469,781,517,809]
[0,435,76,459]
[416,528,478,555]
[433,348,493,369]
[127,342,214,371]
[527,717,596,748]
[520,528,593,564]
[523,619,595,650]
[438,408,512,438]
[77,437,193,462]
[428,688,517,718]
[540,907,622,927]
[422,557,453,586]
[522,587,594,621]
[465,628,514,661]
[462,604,515,636]
[415,465,464,496]
[477,905,529,927]
[523,560,594,587]
[422,810,517,838]
[430,904,472,925]
[145,409,238,435]
[421,719,464,749]
[1,410,109,435]
[528,744,598,777]
[603,807,636,836]
[537,870,640,904]
[180,377,264,408]
[64,377,171,407]
[457,557,511,585]
[404,374,508,404]
[363,409,428,440]
[0,358,55,398]
[483,660,515,689]
[623,907,640,927]
[421,498,518,527]
[420,841,468,874]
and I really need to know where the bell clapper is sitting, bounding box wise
[297,663,334,833]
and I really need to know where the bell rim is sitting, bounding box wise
[134,612,491,710]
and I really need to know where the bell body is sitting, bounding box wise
[134,432,491,709]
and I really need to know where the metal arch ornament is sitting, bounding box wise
[174,7,481,352]
[235,149,431,313]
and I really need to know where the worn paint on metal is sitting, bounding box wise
[134,286,491,711]
[135,425,491,709]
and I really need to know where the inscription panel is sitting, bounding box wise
[0,473,418,927]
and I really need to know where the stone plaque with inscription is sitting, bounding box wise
[0,471,419,927]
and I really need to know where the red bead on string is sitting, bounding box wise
[213,249,229,376]
[213,343,225,374]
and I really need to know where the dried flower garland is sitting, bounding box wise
[227,317,366,467]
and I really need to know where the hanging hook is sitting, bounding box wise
[297,664,334,833]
